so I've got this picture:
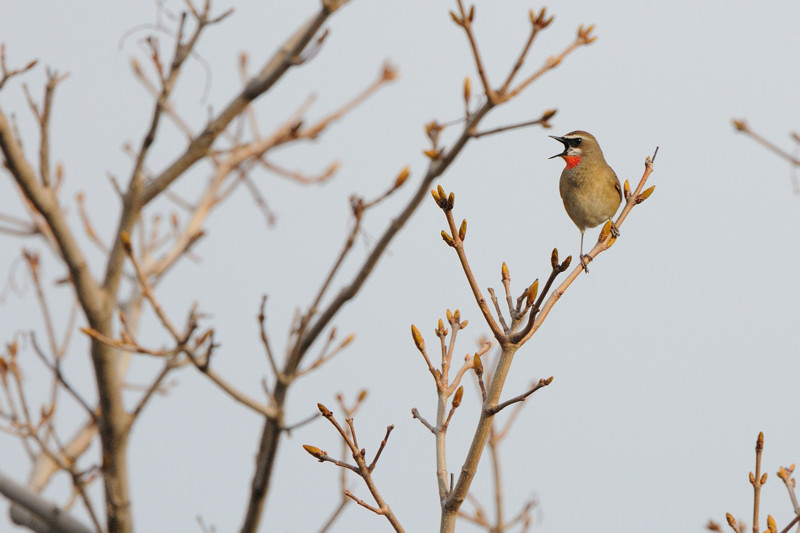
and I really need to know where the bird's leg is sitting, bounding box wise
[579,230,591,273]
[609,219,620,238]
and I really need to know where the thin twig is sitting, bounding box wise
[411,408,436,434]
[485,377,553,416]
[751,432,765,533]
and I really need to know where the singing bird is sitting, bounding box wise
[550,130,622,272]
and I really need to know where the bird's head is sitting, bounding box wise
[549,130,601,170]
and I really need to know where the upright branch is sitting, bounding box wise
[713,432,800,533]
[317,391,368,533]
[459,355,544,533]
[303,403,404,532]
[242,3,594,531]
[427,146,655,532]
[776,464,800,523]
[410,314,491,502]
[751,432,767,533]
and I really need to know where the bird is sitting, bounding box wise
[550,130,622,272]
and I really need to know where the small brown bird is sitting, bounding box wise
[550,130,622,272]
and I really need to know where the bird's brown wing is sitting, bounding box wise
[614,175,622,200]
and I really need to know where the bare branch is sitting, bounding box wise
[485,376,553,416]
[0,44,38,91]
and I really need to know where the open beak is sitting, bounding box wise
[549,135,568,159]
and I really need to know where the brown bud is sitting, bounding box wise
[340,334,355,348]
[436,318,448,338]
[468,5,475,22]
[544,376,554,385]
[463,77,471,105]
[473,353,483,375]
[394,166,410,188]
[424,148,442,160]
[411,325,425,352]
[446,192,455,210]
[637,185,655,203]
[317,403,331,417]
[732,119,747,131]
[303,444,325,459]
[749,472,755,484]
[453,309,461,322]
[120,231,132,253]
[458,219,467,241]
[357,389,368,402]
[431,188,441,203]
[526,279,539,307]
[560,256,572,271]
[449,10,463,26]
[460,319,468,329]
[725,513,736,528]
[767,514,777,532]
[452,386,463,408]
[757,432,764,450]
[550,248,559,269]
[446,309,453,322]
[599,220,614,241]
[381,61,398,81]
[761,472,768,484]
[441,230,454,246]
[501,262,510,281]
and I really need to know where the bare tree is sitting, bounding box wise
[706,433,800,533]
[0,1,646,532]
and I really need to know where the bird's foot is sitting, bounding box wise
[580,254,592,273]
[610,221,620,238]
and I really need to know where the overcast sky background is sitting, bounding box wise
[2,1,800,532]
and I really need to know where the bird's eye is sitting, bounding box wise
[570,138,582,146]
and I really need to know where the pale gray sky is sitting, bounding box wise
[2,1,800,532]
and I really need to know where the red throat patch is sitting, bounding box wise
[563,155,581,170]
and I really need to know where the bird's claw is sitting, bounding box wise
[610,221,620,238]
[580,254,592,273]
